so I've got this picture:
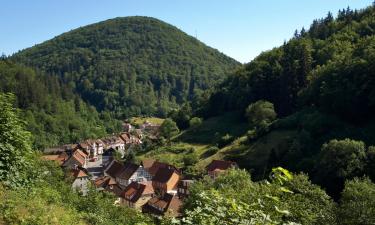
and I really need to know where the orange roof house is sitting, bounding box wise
[152,167,180,195]
[63,149,88,168]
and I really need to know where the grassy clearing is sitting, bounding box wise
[130,117,164,126]
[176,111,249,144]
[223,129,297,180]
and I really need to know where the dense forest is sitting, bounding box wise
[0,60,122,149]
[12,16,239,117]
[188,4,375,197]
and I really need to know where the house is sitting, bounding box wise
[142,193,182,217]
[206,160,238,179]
[177,179,194,198]
[143,160,180,177]
[120,181,154,209]
[116,162,153,187]
[101,136,126,152]
[41,151,69,166]
[94,176,123,197]
[122,122,133,132]
[70,167,90,195]
[63,149,88,168]
[104,160,124,177]
[152,167,180,195]
[104,160,153,188]
[75,139,104,159]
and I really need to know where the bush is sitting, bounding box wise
[205,146,219,156]
[218,134,235,148]
[183,153,199,167]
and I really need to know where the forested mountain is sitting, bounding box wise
[205,5,375,120]
[0,60,121,149]
[12,16,240,117]
[195,4,375,198]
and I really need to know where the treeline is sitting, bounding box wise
[188,4,375,198]
[0,60,121,149]
[204,4,375,120]
[12,16,239,117]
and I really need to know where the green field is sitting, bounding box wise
[136,112,251,174]
[130,117,165,126]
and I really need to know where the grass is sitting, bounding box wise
[135,112,250,174]
[223,129,297,180]
[129,117,164,126]
[176,111,249,144]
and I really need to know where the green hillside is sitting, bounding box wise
[12,16,240,117]
[0,60,121,149]
[193,5,375,197]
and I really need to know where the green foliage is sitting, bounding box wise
[0,160,153,225]
[0,93,34,187]
[245,100,277,129]
[182,153,198,167]
[188,117,202,130]
[183,168,336,225]
[160,118,179,143]
[316,139,367,196]
[13,16,239,117]
[338,177,375,225]
[0,61,119,149]
[367,146,375,181]
[217,133,235,148]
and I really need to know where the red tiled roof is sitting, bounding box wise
[71,168,88,178]
[119,132,131,143]
[206,160,237,172]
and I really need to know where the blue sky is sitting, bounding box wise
[1,0,373,63]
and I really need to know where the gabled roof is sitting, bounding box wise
[146,161,180,177]
[117,162,139,180]
[142,159,155,170]
[121,181,154,203]
[94,176,117,189]
[71,168,89,178]
[119,132,131,143]
[105,160,124,178]
[206,160,237,172]
[63,149,87,167]
[152,167,179,184]
[143,193,182,217]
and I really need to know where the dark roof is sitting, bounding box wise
[121,181,154,203]
[206,160,237,172]
[147,161,180,176]
[152,167,178,184]
[117,162,139,179]
[105,161,124,178]
[142,193,182,217]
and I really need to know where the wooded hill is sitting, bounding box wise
[12,16,240,117]
[193,4,375,198]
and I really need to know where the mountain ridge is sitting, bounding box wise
[12,16,240,117]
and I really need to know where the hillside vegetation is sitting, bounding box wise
[193,4,375,197]
[0,60,121,149]
[12,16,240,117]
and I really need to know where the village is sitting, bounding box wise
[42,120,237,218]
